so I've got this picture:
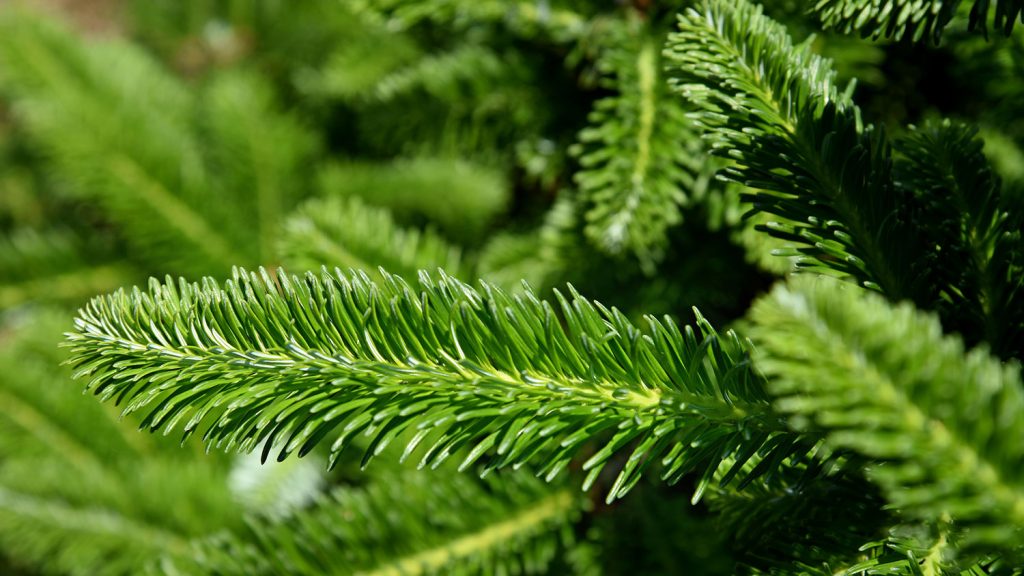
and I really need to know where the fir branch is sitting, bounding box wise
[0,380,106,475]
[199,71,318,268]
[368,44,510,104]
[295,21,420,100]
[476,233,554,292]
[572,24,702,270]
[0,309,243,575]
[0,11,241,276]
[709,465,889,571]
[317,158,509,243]
[750,277,1024,561]
[346,49,543,160]
[666,0,932,302]
[0,455,243,576]
[316,17,545,159]
[163,471,579,575]
[353,0,588,42]
[127,0,369,71]
[732,210,801,276]
[0,487,189,576]
[840,530,1007,576]
[477,196,580,293]
[103,154,245,271]
[0,229,133,310]
[892,120,1024,359]
[813,0,1024,42]
[279,196,467,280]
[66,267,800,502]
[0,11,315,278]
[0,311,151,467]
[0,263,131,311]
[667,0,1024,359]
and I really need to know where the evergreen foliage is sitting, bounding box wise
[315,159,509,244]
[0,229,132,309]
[571,19,702,269]
[751,278,1024,564]
[666,0,913,296]
[477,197,581,293]
[666,0,1024,357]
[892,120,1024,358]
[0,0,1023,573]
[66,267,798,503]
[0,10,315,279]
[812,0,1024,42]
[280,196,467,280]
[0,310,243,575]
[161,471,582,575]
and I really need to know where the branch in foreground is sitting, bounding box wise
[751,277,1024,562]
[66,267,801,501]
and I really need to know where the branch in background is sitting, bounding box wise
[0,11,235,276]
[0,229,134,310]
[316,158,509,243]
[199,70,318,267]
[279,196,467,280]
[0,10,316,278]
[892,120,1024,358]
[0,309,243,576]
[477,195,581,293]
[351,0,588,42]
[572,23,703,271]
[163,471,580,576]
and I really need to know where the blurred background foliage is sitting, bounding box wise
[0,0,1021,574]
